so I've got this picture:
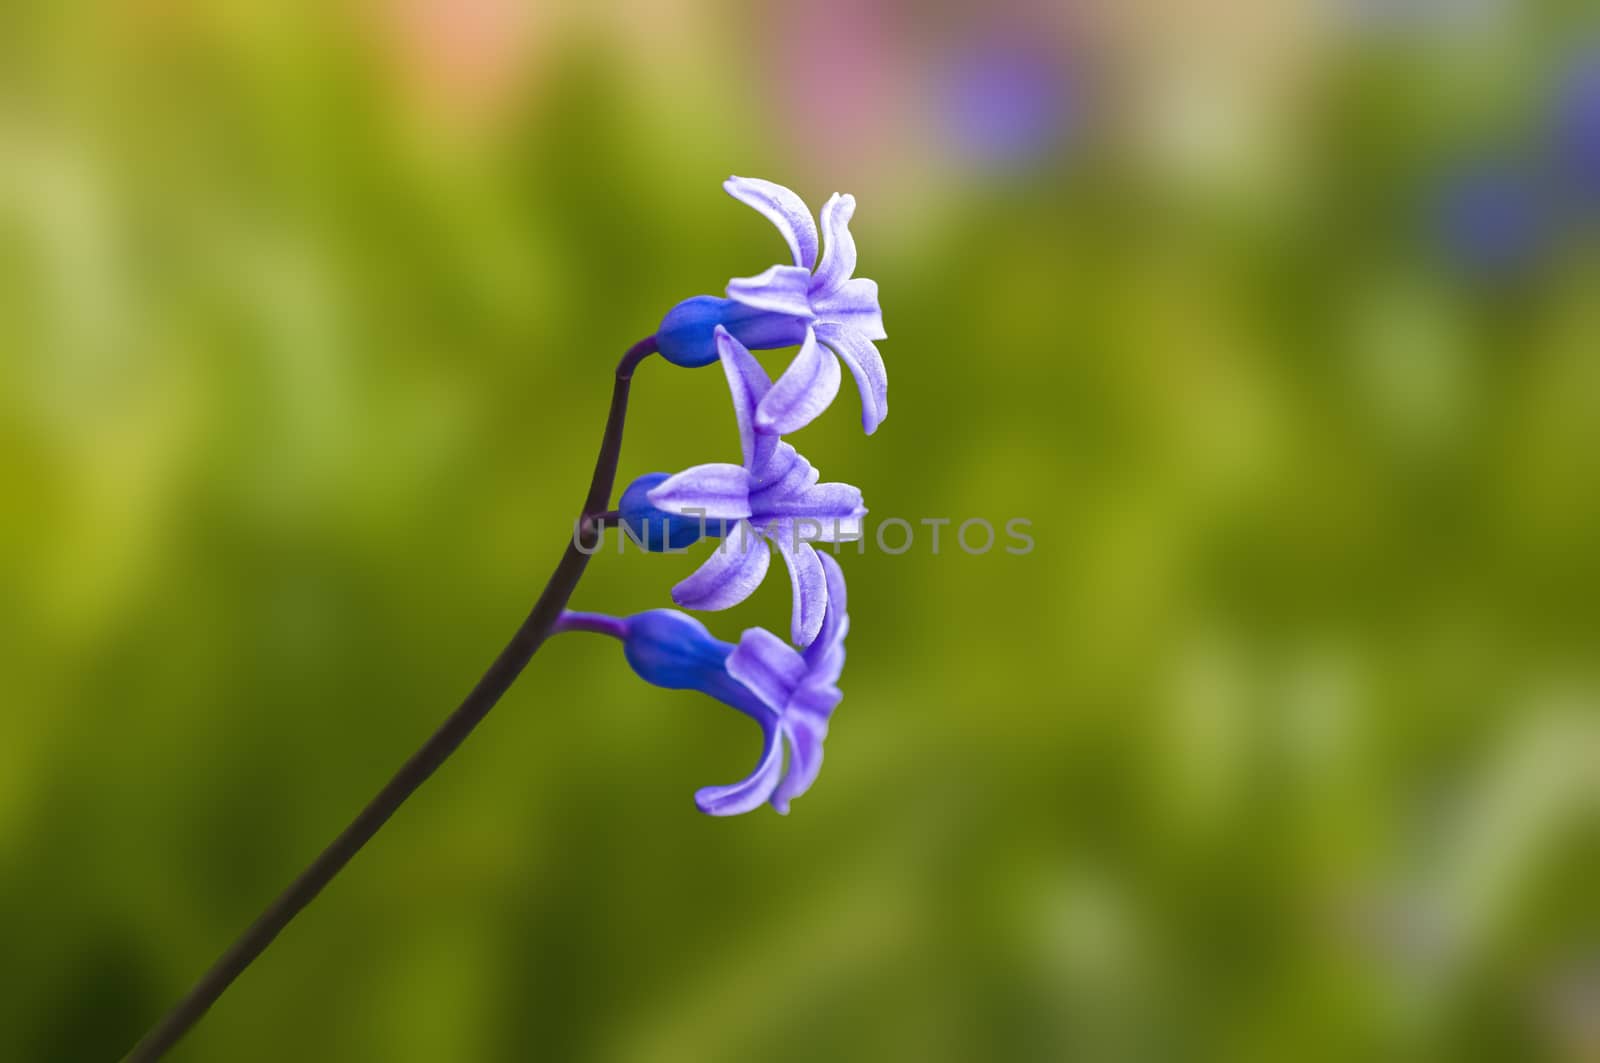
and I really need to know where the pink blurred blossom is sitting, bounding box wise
[371,0,542,130]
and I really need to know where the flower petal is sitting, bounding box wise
[754,328,842,436]
[768,533,827,646]
[804,552,850,672]
[670,521,771,611]
[770,720,825,814]
[647,463,752,520]
[759,481,866,524]
[727,264,816,318]
[815,322,889,435]
[789,681,843,722]
[715,327,778,471]
[813,278,886,341]
[727,626,808,711]
[810,193,858,298]
[695,721,785,816]
[724,176,819,269]
[748,442,819,505]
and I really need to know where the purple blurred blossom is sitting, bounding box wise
[938,34,1076,167]
[1553,49,1600,202]
[1433,161,1548,277]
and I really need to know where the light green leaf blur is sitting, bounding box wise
[2,2,1597,1061]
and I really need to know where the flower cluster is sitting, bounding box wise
[558,177,886,816]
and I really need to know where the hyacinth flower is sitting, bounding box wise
[657,176,889,434]
[553,552,849,815]
[124,175,886,1062]
[620,326,865,646]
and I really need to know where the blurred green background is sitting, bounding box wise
[3,2,1599,1060]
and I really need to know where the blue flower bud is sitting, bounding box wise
[621,609,731,689]
[656,295,810,368]
[619,473,722,551]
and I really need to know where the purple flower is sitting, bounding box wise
[555,554,850,816]
[657,176,888,435]
[636,327,864,647]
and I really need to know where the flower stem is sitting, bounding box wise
[123,336,659,1063]
[552,610,630,640]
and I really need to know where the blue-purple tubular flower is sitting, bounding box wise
[554,555,849,816]
[643,327,865,646]
[656,176,889,434]
[656,296,811,370]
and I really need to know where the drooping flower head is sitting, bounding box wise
[657,177,889,434]
[620,327,864,647]
[555,553,850,816]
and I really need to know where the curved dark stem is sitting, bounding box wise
[123,335,659,1063]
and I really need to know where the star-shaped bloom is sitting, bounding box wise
[634,327,864,646]
[656,176,888,434]
[556,551,849,816]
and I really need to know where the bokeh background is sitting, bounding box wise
[4,1,1599,1060]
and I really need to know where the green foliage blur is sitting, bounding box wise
[3,3,1598,1061]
